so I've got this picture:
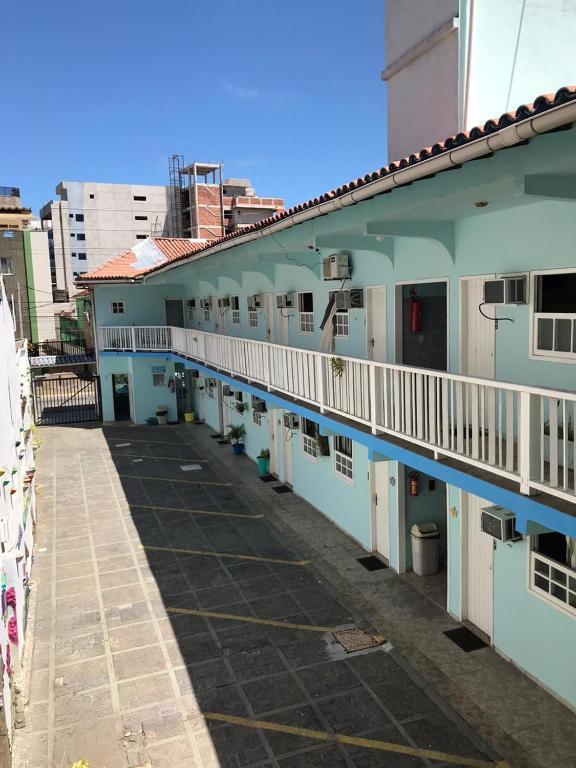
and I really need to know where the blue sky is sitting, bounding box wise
[1,1,386,214]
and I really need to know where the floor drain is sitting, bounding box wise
[333,628,385,653]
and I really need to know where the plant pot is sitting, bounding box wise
[157,414,167,425]
[256,457,269,476]
[232,443,245,456]
[184,411,195,423]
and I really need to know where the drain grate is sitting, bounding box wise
[272,485,292,494]
[357,556,387,571]
[333,628,385,653]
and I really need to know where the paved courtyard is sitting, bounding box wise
[12,422,576,768]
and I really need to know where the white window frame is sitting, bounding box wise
[111,301,125,315]
[530,269,576,364]
[301,418,318,461]
[231,296,241,325]
[207,384,215,399]
[299,292,314,334]
[329,291,350,338]
[253,410,263,426]
[529,547,576,619]
[203,306,211,322]
[333,435,353,482]
[187,299,196,320]
[248,310,258,328]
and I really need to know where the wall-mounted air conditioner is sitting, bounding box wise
[217,296,230,308]
[283,413,300,429]
[187,299,196,309]
[200,297,213,309]
[252,397,267,413]
[323,252,350,281]
[483,276,527,305]
[481,506,521,542]
[222,385,233,397]
[247,294,263,310]
[276,292,295,309]
[190,369,199,378]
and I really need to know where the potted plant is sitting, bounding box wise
[236,402,248,415]
[256,448,270,476]
[330,356,345,378]
[156,405,168,425]
[227,424,246,455]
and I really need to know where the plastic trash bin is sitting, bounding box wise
[410,522,440,576]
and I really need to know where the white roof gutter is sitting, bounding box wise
[94,98,576,284]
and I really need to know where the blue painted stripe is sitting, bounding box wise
[100,350,576,537]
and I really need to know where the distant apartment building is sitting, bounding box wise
[382,0,576,161]
[40,171,284,298]
[0,187,55,342]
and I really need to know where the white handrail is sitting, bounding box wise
[98,325,576,503]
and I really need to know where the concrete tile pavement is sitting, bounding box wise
[9,421,575,768]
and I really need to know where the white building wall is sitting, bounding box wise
[29,230,56,341]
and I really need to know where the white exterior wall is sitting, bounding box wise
[45,182,173,295]
[462,0,576,130]
[29,231,56,341]
[383,0,459,161]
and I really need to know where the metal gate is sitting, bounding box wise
[32,374,101,425]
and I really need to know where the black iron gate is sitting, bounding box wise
[32,374,101,425]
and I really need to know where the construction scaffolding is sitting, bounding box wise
[168,154,184,238]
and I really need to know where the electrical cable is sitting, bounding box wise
[269,231,321,273]
[478,302,513,330]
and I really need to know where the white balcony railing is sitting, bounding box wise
[99,325,576,504]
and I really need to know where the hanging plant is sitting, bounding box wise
[235,402,248,414]
[330,356,345,378]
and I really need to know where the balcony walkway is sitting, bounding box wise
[13,422,576,768]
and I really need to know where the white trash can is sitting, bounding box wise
[410,522,440,576]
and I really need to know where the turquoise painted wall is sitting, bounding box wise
[291,433,371,549]
[493,537,576,710]
[99,354,177,424]
[191,376,221,432]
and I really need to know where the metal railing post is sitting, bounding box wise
[519,391,540,496]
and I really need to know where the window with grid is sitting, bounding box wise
[253,410,263,426]
[329,291,349,337]
[334,435,353,480]
[301,418,318,459]
[530,533,576,615]
[248,310,258,327]
[533,272,576,360]
[203,302,211,322]
[187,300,195,320]
[0,257,13,275]
[299,292,314,333]
[207,384,215,398]
[111,301,125,314]
[231,296,240,325]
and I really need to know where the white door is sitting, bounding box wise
[262,294,274,343]
[460,276,495,378]
[269,411,279,476]
[464,492,494,638]
[367,286,387,362]
[371,461,390,560]
[215,304,227,335]
[283,421,294,486]
[276,305,289,346]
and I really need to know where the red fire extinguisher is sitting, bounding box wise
[409,287,421,334]
[408,472,419,497]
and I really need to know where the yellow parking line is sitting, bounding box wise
[119,474,232,486]
[132,504,264,520]
[203,712,508,768]
[141,544,310,566]
[167,606,334,633]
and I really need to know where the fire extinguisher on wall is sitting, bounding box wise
[408,472,419,497]
[409,287,421,334]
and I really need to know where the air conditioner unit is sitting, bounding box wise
[335,290,351,310]
[222,385,233,397]
[323,252,350,281]
[247,296,256,311]
[481,506,520,542]
[200,297,213,310]
[190,369,199,378]
[187,299,196,309]
[276,292,295,309]
[217,296,230,309]
[252,397,267,413]
[283,413,300,429]
[483,276,527,305]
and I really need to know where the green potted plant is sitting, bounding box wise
[330,356,345,377]
[236,402,248,414]
[227,424,246,455]
[256,448,270,476]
